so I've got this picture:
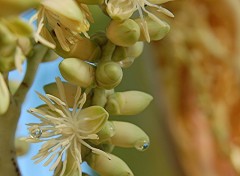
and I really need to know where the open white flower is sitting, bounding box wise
[31,0,93,51]
[105,0,174,42]
[24,77,109,176]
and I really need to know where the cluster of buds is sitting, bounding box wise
[20,0,173,175]
[0,0,40,115]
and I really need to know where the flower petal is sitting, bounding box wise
[42,0,88,32]
[76,106,108,134]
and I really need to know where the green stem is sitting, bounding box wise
[0,44,48,176]
[100,40,115,62]
[14,44,48,105]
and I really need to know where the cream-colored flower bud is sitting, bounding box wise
[0,22,16,59]
[112,42,144,68]
[105,0,134,21]
[126,41,144,58]
[87,153,134,176]
[0,19,32,72]
[135,17,170,41]
[59,58,95,87]
[112,42,144,61]
[111,121,150,151]
[44,82,77,107]
[15,138,30,156]
[105,91,153,115]
[3,18,33,37]
[106,19,140,47]
[76,0,104,5]
[0,73,10,115]
[96,61,123,89]
[0,0,40,17]
[55,38,101,62]
[91,121,115,145]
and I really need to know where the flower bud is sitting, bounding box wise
[0,22,15,46]
[105,0,134,21]
[96,61,123,89]
[135,17,170,41]
[15,138,30,156]
[105,91,153,115]
[2,17,33,37]
[0,73,10,115]
[0,0,40,17]
[0,22,16,71]
[112,42,144,68]
[87,153,134,176]
[43,82,78,107]
[0,19,31,72]
[126,41,144,58]
[106,19,140,47]
[59,58,95,88]
[91,121,116,145]
[111,121,150,151]
[76,0,104,5]
[55,38,101,62]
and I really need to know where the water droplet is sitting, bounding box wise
[107,121,116,137]
[135,140,150,151]
[30,126,42,139]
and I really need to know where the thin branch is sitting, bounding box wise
[14,43,48,105]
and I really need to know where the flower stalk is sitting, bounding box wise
[0,44,49,176]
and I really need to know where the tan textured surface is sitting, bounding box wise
[152,0,240,175]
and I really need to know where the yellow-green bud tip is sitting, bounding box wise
[96,61,123,89]
[105,91,153,115]
[106,19,140,47]
[59,58,95,87]
[111,121,150,151]
[87,153,134,176]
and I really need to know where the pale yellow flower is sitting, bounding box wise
[23,77,109,176]
[31,0,93,51]
[105,0,173,42]
[0,18,32,72]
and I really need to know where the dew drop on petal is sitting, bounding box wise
[107,121,116,137]
[30,126,43,139]
[135,139,150,151]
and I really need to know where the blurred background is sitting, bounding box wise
[14,0,240,175]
